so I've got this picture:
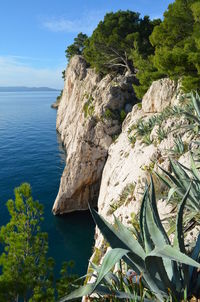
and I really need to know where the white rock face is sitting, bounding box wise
[142,78,177,113]
[52,55,136,214]
[87,77,199,277]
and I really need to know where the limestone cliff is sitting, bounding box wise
[52,55,136,214]
[87,78,200,271]
[53,56,199,286]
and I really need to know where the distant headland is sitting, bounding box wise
[0,86,60,92]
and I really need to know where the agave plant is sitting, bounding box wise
[167,135,187,158]
[156,155,200,218]
[182,91,200,132]
[60,178,200,302]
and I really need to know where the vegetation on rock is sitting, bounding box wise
[64,1,200,98]
[83,11,160,76]
[62,178,200,301]
[65,32,88,61]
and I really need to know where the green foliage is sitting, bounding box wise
[56,261,79,300]
[109,183,135,214]
[83,94,95,118]
[0,183,55,302]
[131,0,200,98]
[150,0,200,93]
[156,128,168,143]
[156,156,200,218]
[65,32,88,60]
[0,183,79,302]
[83,11,159,75]
[120,109,127,122]
[128,104,187,148]
[169,135,188,157]
[62,70,66,81]
[62,179,200,301]
[142,133,153,146]
[103,108,115,120]
[57,89,63,102]
[183,91,200,132]
[132,54,164,99]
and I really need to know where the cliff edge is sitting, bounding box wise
[52,56,137,214]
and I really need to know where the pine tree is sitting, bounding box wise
[0,183,55,302]
[65,32,88,61]
[150,0,200,92]
[83,11,158,75]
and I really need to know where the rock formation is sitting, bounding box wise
[87,77,199,271]
[52,55,137,214]
[52,56,199,291]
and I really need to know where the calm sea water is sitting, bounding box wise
[0,91,95,276]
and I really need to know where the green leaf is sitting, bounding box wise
[89,206,145,273]
[148,245,200,269]
[95,248,128,288]
[145,255,177,298]
[190,153,200,181]
[174,185,191,252]
[59,284,95,301]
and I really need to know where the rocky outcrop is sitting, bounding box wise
[52,55,137,214]
[87,77,199,273]
[142,78,177,113]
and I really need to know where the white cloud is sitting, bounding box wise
[0,56,64,89]
[42,10,106,35]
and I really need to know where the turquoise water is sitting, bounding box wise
[0,91,95,276]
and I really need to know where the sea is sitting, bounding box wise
[0,91,95,276]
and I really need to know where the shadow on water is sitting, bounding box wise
[56,131,67,162]
[50,211,96,276]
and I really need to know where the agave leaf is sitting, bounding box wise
[173,184,191,252]
[189,234,200,281]
[148,245,200,269]
[158,164,182,189]
[149,176,170,244]
[173,184,191,290]
[139,184,149,243]
[145,255,178,298]
[95,248,129,289]
[140,188,154,254]
[95,286,153,301]
[89,206,145,274]
[192,92,200,119]
[159,161,199,211]
[190,153,200,181]
[168,187,177,201]
[59,284,95,301]
[139,189,174,301]
[170,159,190,190]
[191,234,200,262]
[144,178,175,282]
[154,171,171,188]
[90,206,166,301]
[183,112,200,124]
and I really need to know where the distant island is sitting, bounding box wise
[0,86,59,92]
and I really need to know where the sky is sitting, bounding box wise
[0,0,173,89]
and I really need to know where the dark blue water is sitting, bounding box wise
[0,91,95,276]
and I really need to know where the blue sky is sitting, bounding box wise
[0,0,172,89]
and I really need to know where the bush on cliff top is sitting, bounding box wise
[65,32,88,61]
[64,0,200,99]
[83,11,160,75]
[133,0,200,98]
